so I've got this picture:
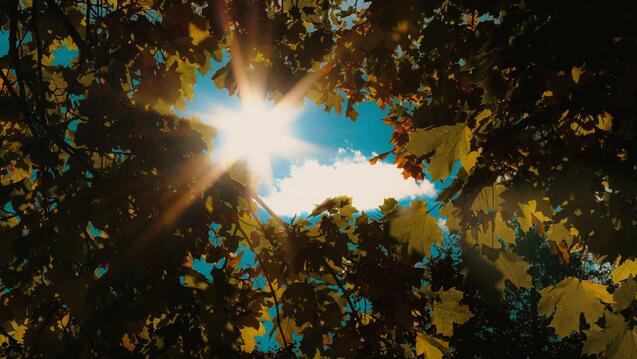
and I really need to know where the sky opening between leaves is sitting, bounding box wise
[177,54,442,218]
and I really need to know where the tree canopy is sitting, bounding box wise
[1,0,636,358]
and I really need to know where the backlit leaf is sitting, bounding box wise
[416,332,449,359]
[495,250,532,293]
[240,322,266,353]
[390,200,442,256]
[406,124,471,180]
[539,277,613,337]
[431,288,473,336]
[612,258,637,283]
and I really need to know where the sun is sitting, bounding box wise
[203,95,311,183]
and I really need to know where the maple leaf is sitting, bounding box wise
[431,288,473,336]
[539,277,613,337]
[546,221,574,247]
[612,258,637,283]
[517,200,551,233]
[240,322,266,353]
[390,200,442,256]
[471,212,516,249]
[612,275,637,311]
[583,312,637,359]
[470,184,506,215]
[406,124,472,180]
[8,320,27,344]
[494,250,532,293]
[415,332,449,359]
[188,22,210,46]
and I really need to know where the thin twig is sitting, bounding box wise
[247,190,363,328]
[236,225,289,348]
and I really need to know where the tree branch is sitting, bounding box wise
[236,225,289,348]
[44,0,93,60]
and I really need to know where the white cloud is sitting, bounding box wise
[262,149,436,216]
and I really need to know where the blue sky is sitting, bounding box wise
[179,56,437,217]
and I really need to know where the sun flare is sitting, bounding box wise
[203,96,312,183]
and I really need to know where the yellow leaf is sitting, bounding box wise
[205,196,214,213]
[539,277,613,337]
[459,150,479,172]
[472,212,515,249]
[495,250,532,293]
[9,319,27,343]
[547,221,574,247]
[596,112,613,132]
[57,312,70,329]
[474,109,492,126]
[407,124,471,180]
[612,259,637,283]
[470,184,506,214]
[612,276,637,311]
[326,92,344,114]
[188,23,210,46]
[390,201,442,256]
[583,324,607,356]
[571,66,582,84]
[517,200,551,232]
[431,288,473,336]
[240,322,266,353]
[151,98,172,115]
[583,312,637,359]
[10,167,30,183]
[182,273,209,290]
[416,332,449,359]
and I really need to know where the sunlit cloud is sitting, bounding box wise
[262,149,436,216]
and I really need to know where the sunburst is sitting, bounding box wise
[202,93,313,184]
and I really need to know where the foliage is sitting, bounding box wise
[1,0,636,358]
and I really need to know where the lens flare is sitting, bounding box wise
[203,95,314,183]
